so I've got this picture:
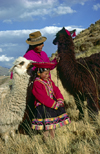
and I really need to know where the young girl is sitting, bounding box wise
[31,62,71,140]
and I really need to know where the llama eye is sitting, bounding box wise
[27,64,33,69]
[19,61,25,65]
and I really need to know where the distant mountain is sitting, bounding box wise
[0,66,10,76]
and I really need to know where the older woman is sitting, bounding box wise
[23,31,58,71]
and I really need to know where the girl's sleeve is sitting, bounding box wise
[52,80,64,102]
[32,81,57,109]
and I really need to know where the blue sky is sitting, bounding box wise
[0,0,100,68]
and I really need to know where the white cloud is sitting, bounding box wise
[3,19,12,24]
[41,26,61,34]
[41,26,84,35]
[93,3,100,11]
[0,48,3,52]
[0,0,87,22]
[0,43,17,48]
[0,0,56,21]
[62,0,88,6]
[53,6,76,15]
[0,26,84,44]
[0,55,14,62]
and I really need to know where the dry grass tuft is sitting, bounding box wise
[1,112,100,154]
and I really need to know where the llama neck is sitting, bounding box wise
[58,34,76,61]
[57,53,78,95]
[58,34,77,69]
[58,44,76,67]
[59,52,76,73]
[2,73,30,114]
[11,73,30,102]
[57,37,78,90]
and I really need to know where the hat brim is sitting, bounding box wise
[32,62,56,70]
[26,37,47,45]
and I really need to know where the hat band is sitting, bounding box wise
[31,36,43,42]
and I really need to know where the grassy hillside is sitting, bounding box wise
[74,19,100,58]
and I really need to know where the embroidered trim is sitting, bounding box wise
[35,77,53,97]
[31,125,44,130]
[51,101,57,109]
[57,98,64,101]
[35,78,55,108]
[31,113,71,130]
[45,118,70,130]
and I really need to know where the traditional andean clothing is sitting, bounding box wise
[32,77,71,130]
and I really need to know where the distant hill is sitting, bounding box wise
[0,66,10,76]
[74,19,100,58]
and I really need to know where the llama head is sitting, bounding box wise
[53,27,75,55]
[53,27,71,45]
[10,57,35,75]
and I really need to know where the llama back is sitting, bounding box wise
[78,52,100,82]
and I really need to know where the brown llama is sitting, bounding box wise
[53,27,100,117]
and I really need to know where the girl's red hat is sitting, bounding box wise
[32,62,56,70]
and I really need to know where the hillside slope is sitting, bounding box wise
[74,19,100,58]
[0,66,10,76]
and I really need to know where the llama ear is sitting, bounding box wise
[62,27,65,31]
[64,28,71,36]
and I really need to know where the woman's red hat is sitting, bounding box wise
[32,62,56,70]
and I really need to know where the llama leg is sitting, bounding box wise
[87,96,99,115]
[74,94,84,118]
